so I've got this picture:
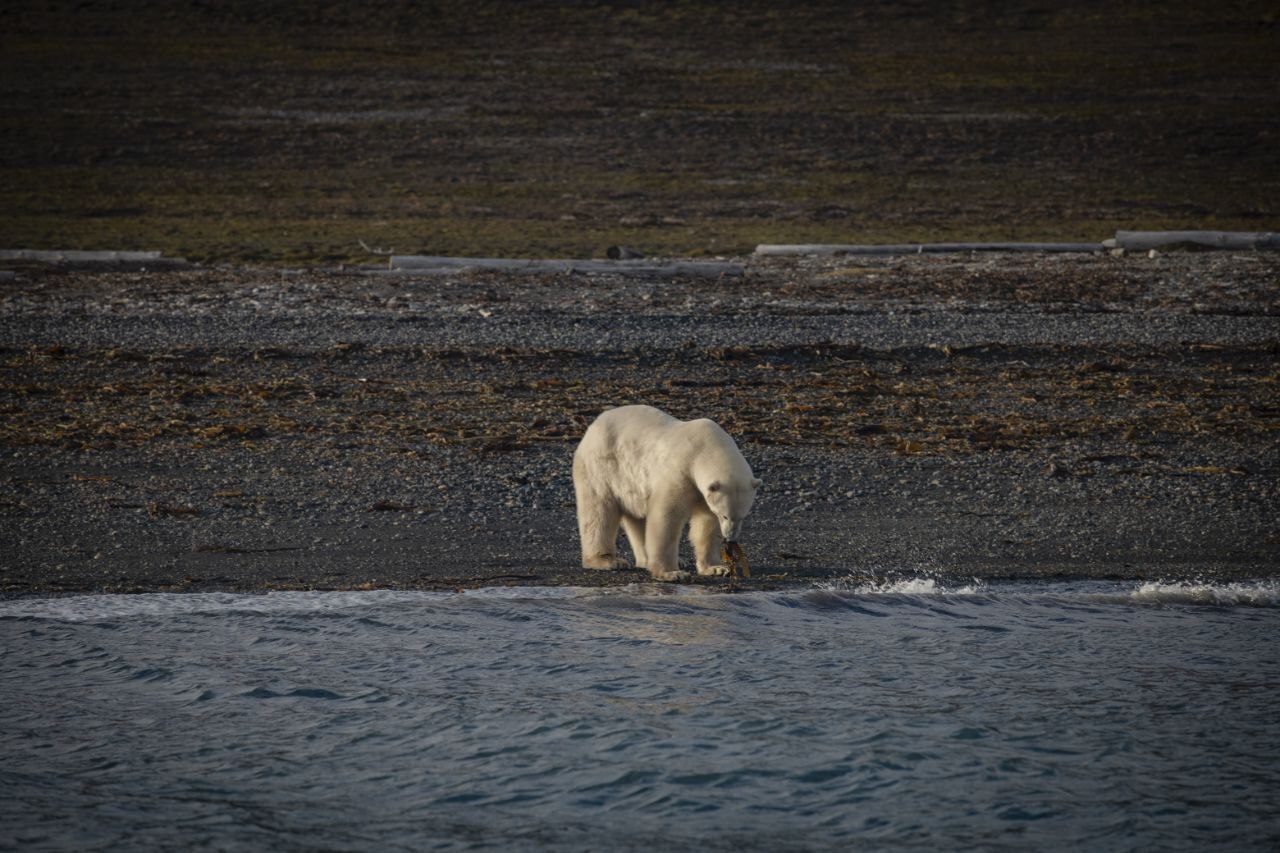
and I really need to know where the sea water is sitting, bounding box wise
[1,579,1277,851]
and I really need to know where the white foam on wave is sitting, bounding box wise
[817,577,1280,608]
[1127,580,1280,607]
[818,577,985,596]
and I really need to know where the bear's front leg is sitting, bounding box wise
[644,503,690,582]
[690,509,731,576]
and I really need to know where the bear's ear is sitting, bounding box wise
[752,477,763,489]
[707,481,721,492]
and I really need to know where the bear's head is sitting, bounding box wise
[703,477,762,543]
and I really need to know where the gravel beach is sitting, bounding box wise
[2,252,1276,594]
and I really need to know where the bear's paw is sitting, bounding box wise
[583,553,632,570]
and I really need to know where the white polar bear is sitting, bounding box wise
[573,405,761,582]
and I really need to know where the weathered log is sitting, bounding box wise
[0,249,189,266]
[754,242,1103,256]
[1111,231,1279,251]
[0,249,160,261]
[388,255,742,277]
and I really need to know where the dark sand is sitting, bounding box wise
[2,252,1276,594]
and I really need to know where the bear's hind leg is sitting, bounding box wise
[621,515,648,568]
[690,510,730,576]
[574,476,631,570]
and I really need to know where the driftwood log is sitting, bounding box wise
[2,247,158,261]
[754,242,1103,256]
[0,249,184,263]
[1111,231,1279,251]
[757,231,1279,257]
[388,255,743,277]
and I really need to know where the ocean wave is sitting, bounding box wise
[4,578,1277,623]
[0,589,451,622]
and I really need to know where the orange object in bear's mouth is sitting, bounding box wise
[721,541,750,578]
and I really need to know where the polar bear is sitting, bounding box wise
[573,405,761,582]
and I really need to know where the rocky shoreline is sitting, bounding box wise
[2,252,1277,595]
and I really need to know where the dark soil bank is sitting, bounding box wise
[2,253,1277,593]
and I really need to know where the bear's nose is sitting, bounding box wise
[721,520,741,541]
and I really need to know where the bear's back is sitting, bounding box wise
[576,405,672,459]
[592,405,677,442]
[586,407,736,455]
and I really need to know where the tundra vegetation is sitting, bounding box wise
[2,1,1277,263]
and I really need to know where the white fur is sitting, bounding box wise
[573,405,761,582]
